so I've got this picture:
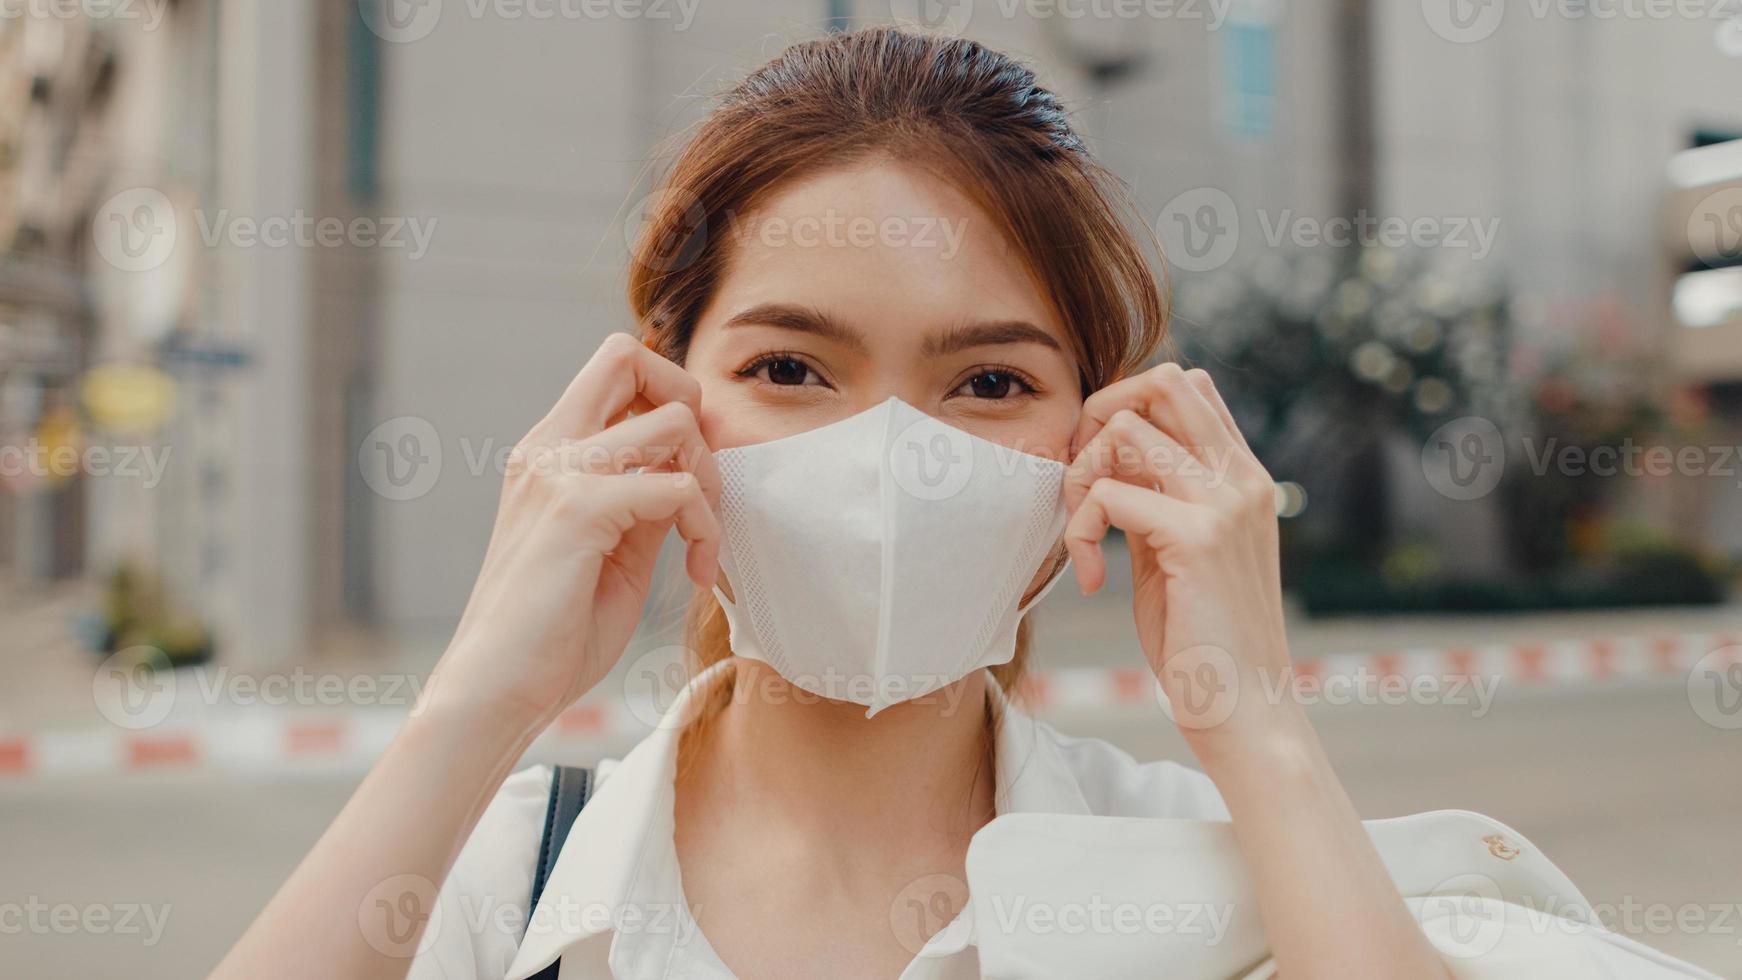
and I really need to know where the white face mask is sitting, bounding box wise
[711,396,1070,716]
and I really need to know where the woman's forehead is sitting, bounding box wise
[706,160,1073,357]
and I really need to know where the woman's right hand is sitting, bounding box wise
[426,332,722,734]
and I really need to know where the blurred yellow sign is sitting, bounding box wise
[32,406,84,490]
[80,363,177,435]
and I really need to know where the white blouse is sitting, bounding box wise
[408,660,1717,980]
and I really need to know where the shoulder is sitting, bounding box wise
[1026,718,1231,820]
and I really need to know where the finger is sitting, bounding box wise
[534,333,702,443]
[594,470,721,588]
[569,401,721,508]
[1062,477,1205,595]
[1073,363,1231,467]
[1182,368,1252,454]
[1181,368,1276,499]
[1065,409,1216,512]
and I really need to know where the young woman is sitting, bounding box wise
[215,27,1716,980]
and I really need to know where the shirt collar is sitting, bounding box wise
[987,666,1096,819]
[507,659,1092,980]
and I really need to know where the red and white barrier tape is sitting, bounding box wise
[1,632,1736,779]
[1023,631,1742,710]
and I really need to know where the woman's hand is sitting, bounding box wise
[1061,362,1299,759]
[429,332,722,735]
[216,335,722,980]
[1063,364,1454,980]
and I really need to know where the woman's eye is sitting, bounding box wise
[745,355,821,387]
[956,370,1032,400]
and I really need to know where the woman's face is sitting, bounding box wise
[685,157,1082,467]
[684,158,1082,601]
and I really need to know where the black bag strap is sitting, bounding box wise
[527,764,594,980]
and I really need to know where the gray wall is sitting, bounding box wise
[361,0,1350,646]
[358,1,1742,645]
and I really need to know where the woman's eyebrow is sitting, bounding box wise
[922,320,1063,357]
[722,303,869,354]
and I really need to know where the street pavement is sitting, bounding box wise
[3,556,1740,978]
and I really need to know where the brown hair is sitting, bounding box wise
[628,26,1167,722]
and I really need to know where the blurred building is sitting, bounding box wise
[337,0,1361,659]
[1368,4,1742,570]
[2,0,1738,667]
[0,0,309,665]
[1665,137,1742,556]
[0,13,112,582]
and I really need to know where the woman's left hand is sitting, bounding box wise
[1062,365,1462,980]
[1062,363,1303,762]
